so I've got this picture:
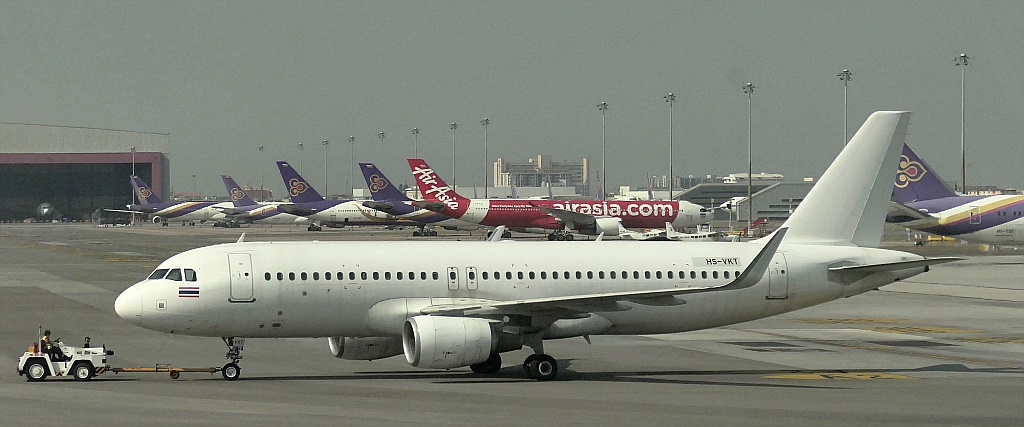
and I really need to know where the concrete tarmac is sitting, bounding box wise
[1,224,1021,427]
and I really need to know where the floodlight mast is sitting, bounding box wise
[450,123,458,188]
[597,101,609,200]
[481,118,490,199]
[664,93,676,200]
[742,83,756,237]
[836,69,853,147]
[954,53,969,192]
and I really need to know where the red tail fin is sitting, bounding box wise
[407,159,469,207]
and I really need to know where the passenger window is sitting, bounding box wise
[564,271,570,279]
[165,269,183,281]
[553,271,559,280]
[529,272,536,280]
[384,272,391,280]
[361,272,367,280]
[540,271,547,279]
[712,271,719,279]
[422,272,428,280]
[587,271,593,279]
[277,272,284,281]
[645,271,651,279]
[633,271,640,280]
[184,269,197,282]
[518,272,524,280]
[449,271,456,280]
[397,272,403,280]
[506,272,513,280]
[325,272,332,280]
[656,271,662,279]
[724,271,730,279]
[469,271,476,280]
[373,272,380,280]
[701,271,708,279]
[482,272,489,280]
[288,272,295,280]
[622,271,628,279]
[679,271,685,279]
[349,272,356,280]
[690,271,696,279]
[432,272,439,280]
[409,272,414,280]
[301,272,308,281]
[735,270,741,278]
[667,271,673,279]
[312,272,319,280]
[598,271,605,279]
[148,269,169,280]
[575,271,582,279]
[264,272,271,281]
[610,271,616,279]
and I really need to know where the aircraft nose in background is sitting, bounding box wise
[115,285,143,321]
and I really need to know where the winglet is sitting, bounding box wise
[718,227,788,291]
[487,226,507,242]
[236,233,246,243]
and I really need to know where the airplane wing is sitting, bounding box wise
[421,228,788,317]
[211,206,250,216]
[103,208,141,214]
[887,201,937,224]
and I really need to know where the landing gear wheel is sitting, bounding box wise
[413,230,421,236]
[470,353,502,374]
[430,230,438,236]
[170,370,181,380]
[25,361,48,382]
[527,354,558,381]
[564,233,574,241]
[72,362,93,381]
[502,231,512,238]
[547,234,557,241]
[222,363,241,381]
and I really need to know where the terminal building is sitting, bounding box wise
[493,155,591,196]
[0,123,169,221]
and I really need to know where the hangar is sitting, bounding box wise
[0,123,169,221]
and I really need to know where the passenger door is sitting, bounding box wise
[227,253,255,302]
[766,252,789,300]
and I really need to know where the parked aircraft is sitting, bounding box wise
[621,222,738,242]
[358,163,480,236]
[272,161,420,231]
[115,111,958,381]
[109,176,225,226]
[407,158,710,240]
[887,144,1023,245]
[212,175,310,228]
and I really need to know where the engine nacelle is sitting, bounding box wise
[328,336,403,360]
[402,316,497,369]
[151,216,163,224]
[594,217,622,236]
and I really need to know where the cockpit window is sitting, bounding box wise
[148,269,169,280]
[165,268,183,281]
[184,269,197,282]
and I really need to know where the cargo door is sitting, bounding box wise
[228,253,255,302]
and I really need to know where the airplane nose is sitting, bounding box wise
[115,285,143,321]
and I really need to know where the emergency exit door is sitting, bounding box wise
[228,253,255,302]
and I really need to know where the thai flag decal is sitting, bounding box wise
[178,286,200,298]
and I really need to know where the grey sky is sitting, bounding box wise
[2,0,1021,197]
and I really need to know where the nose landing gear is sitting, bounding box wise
[221,337,244,381]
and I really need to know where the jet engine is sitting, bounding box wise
[402,316,497,369]
[594,217,622,236]
[151,216,163,224]
[328,336,403,360]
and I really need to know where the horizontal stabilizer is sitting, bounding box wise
[828,257,961,274]
[887,201,933,221]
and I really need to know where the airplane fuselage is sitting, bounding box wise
[116,240,924,339]
[889,195,1024,244]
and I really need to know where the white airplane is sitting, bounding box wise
[621,222,738,242]
[114,111,958,381]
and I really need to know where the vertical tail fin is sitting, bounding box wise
[221,175,258,207]
[276,161,324,203]
[130,176,163,205]
[782,111,911,247]
[892,143,958,203]
[359,163,411,201]
[407,158,469,204]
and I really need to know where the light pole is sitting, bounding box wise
[411,128,420,159]
[742,83,755,237]
[450,122,458,188]
[322,139,329,196]
[378,131,385,172]
[836,69,853,146]
[954,53,970,192]
[481,118,490,198]
[297,142,304,174]
[597,101,608,200]
[257,145,265,201]
[130,147,136,225]
[348,136,355,197]
[664,93,675,200]
[192,174,197,196]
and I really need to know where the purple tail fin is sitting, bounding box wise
[130,176,163,205]
[222,175,258,207]
[893,144,958,203]
[276,161,324,203]
[359,163,410,201]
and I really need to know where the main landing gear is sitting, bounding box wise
[307,224,323,231]
[412,227,438,237]
[221,337,244,381]
[546,231,574,241]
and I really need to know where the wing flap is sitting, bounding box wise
[828,257,961,274]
